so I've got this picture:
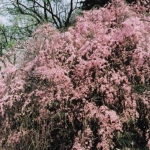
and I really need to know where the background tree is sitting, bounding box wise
[0,24,16,56]
[80,0,111,10]
[0,0,81,55]
[0,18,35,56]
[2,0,80,29]
[79,0,149,10]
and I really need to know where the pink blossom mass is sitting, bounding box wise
[0,0,150,149]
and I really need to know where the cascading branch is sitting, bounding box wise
[0,0,150,149]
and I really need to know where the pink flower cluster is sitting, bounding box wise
[0,0,149,149]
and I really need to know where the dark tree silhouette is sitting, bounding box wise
[80,0,142,10]
[80,0,111,10]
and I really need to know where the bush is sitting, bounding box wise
[0,0,150,149]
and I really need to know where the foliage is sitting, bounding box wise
[0,24,15,55]
[0,0,150,149]
[0,21,32,56]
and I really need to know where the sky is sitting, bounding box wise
[0,2,11,25]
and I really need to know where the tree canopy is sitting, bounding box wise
[0,0,81,55]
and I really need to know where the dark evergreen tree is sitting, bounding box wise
[80,0,111,10]
[80,0,138,10]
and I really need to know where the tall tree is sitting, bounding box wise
[2,0,80,29]
[0,0,81,55]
